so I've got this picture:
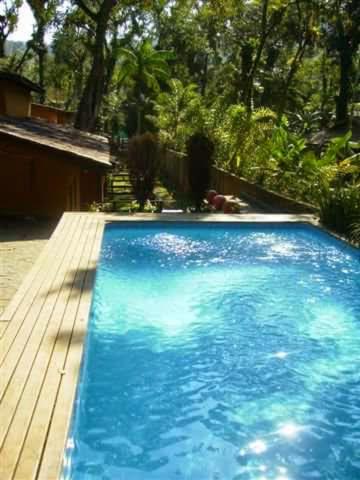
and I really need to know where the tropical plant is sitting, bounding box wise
[318,182,360,237]
[118,40,173,134]
[351,218,360,243]
[127,132,159,211]
[149,78,202,151]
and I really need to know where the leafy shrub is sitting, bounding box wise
[318,183,360,237]
[88,201,113,212]
[186,133,214,211]
[149,79,203,151]
[315,139,360,237]
[127,133,159,211]
[351,219,360,244]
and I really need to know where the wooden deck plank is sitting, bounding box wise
[0,215,97,480]
[0,213,80,367]
[13,218,101,480]
[0,215,91,469]
[0,321,9,338]
[0,214,85,403]
[37,220,105,480]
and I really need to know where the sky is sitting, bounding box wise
[8,3,35,42]
[8,3,54,44]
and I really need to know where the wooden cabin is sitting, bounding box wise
[0,71,43,118]
[31,103,75,125]
[0,72,112,218]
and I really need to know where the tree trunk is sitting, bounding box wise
[242,0,270,112]
[15,43,31,72]
[37,22,46,104]
[75,0,117,132]
[0,37,5,58]
[260,45,280,106]
[136,102,142,135]
[242,0,287,112]
[240,43,253,107]
[336,46,352,126]
[277,39,307,122]
[200,53,209,96]
[320,53,328,126]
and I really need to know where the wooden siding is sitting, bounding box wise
[0,135,106,217]
[31,104,75,126]
[0,80,31,118]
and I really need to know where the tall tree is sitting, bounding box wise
[0,0,22,58]
[240,0,288,112]
[74,0,118,131]
[118,39,172,134]
[27,0,59,102]
[323,0,360,125]
[50,8,92,109]
[277,0,319,120]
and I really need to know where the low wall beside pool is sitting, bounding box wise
[159,149,317,214]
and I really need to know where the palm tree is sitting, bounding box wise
[119,40,173,134]
[150,79,202,150]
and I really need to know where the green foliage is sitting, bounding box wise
[208,104,277,179]
[151,88,277,181]
[118,40,174,134]
[186,132,214,211]
[3,0,358,242]
[0,0,22,57]
[119,40,173,93]
[149,79,202,151]
[127,132,159,211]
[312,135,360,237]
[351,219,360,243]
[318,183,360,237]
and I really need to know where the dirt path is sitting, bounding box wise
[0,217,57,316]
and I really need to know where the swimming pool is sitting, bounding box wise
[62,222,360,480]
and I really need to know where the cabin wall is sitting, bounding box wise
[0,80,31,118]
[31,104,75,125]
[80,169,105,210]
[31,103,58,124]
[0,135,105,217]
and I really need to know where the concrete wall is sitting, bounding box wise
[159,149,316,214]
[0,80,31,118]
[0,134,105,217]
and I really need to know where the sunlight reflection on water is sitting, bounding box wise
[63,223,360,480]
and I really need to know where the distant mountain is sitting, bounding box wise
[5,41,27,56]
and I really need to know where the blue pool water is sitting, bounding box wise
[63,223,360,480]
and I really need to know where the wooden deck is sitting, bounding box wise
[0,211,318,480]
[0,213,105,480]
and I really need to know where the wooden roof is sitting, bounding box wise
[0,71,44,94]
[0,116,112,167]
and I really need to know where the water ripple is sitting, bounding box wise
[64,223,360,480]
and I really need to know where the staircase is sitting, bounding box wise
[105,169,135,211]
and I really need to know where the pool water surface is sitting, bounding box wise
[63,223,360,480]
